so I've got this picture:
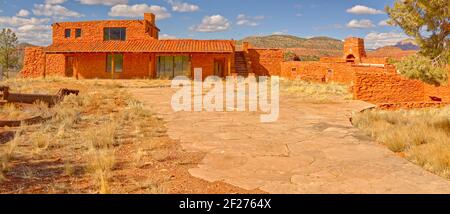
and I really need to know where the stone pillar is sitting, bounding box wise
[243,42,250,52]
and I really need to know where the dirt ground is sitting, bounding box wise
[0,78,263,194]
[129,86,450,194]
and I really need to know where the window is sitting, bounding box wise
[106,54,123,73]
[104,28,126,41]
[157,56,191,79]
[65,29,71,38]
[75,29,81,38]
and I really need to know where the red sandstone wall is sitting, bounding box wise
[424,84,450,102]
[353,72,425,103]
[281,61,328,82]
[53,19,158,44]
[21,48,69,78]
[73,53,233,79]
[360,57,388,64]
[191,53,234,78]
[248,49,283,76]
[320,57,345,63]
[377,102,450,110]
[46,54,66,76]
[21,47,46,78]
[74,53,151,79]
[281,61,395,85]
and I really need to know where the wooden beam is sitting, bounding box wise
[74,56,78,79]
[227,56,231,76]
[111,54,115,79]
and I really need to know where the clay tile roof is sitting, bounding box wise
[44,40,234,53]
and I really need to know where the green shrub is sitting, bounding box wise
[391,54,448,86]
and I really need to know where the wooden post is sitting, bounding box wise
[74,56,78,79]
[227,56,231,76]
[43,53,47,78]
[148,54,154,79]
[111,54,115,79]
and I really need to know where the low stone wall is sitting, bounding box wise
[20,47,46,78]
[353,72,425,103]
[424,84,450,102]
[280,61,391,84]
[247,48,283,76]
[376,102,450,110]
[20,47,66,78]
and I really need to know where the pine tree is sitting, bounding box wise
[0,28,19,79]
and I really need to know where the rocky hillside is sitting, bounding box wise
[238,35,343,50]
[237,35,343,58]
[367,46,417,59]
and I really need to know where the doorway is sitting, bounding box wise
[65,56,74,77]
[214,59,225,77]
[346,54,356,63]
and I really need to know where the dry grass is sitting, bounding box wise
[0,77,266,194]
[0,78,169,193]
[280,79,352,102]
[352,106,450,178]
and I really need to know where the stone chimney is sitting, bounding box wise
[144,13,156,25]
[343,37,367,63]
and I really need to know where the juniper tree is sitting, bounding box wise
[386,0,449,85]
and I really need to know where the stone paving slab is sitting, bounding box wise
[130,88,450,194]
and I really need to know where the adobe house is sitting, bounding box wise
[22,13,276,79]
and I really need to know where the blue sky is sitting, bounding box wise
[0,0,409,48]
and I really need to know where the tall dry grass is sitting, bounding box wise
[352,106,450,178]
[0,78,178,193]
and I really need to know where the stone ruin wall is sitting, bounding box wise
[247,48,284,76]
[20,47,66,78]
[280,57,450,109]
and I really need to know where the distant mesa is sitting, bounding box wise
[394,39,419,51]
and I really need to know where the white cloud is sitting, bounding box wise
[160,34,177,39]
[17,24,51,32]
[0,16,50,26]
[378,19,392,26]
[347,19,375,28]
[16,9,30,17]
[0,14,52,45]
[45,0,66,4]
[167,0,199,12]
[7,23,52,46]
[236,14,264,27]
[77,0,127,6]
[33,4,83,18]
[108,4,171,19]
[364,31,409,49]
[346,5,384,15]
[191,15,230,32]
[15,25,52,45]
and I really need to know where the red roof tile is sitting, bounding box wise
[44,40,234,53]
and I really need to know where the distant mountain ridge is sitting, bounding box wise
[394,39,419,51]
[237,35,344,58]
[237,35,343,50]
